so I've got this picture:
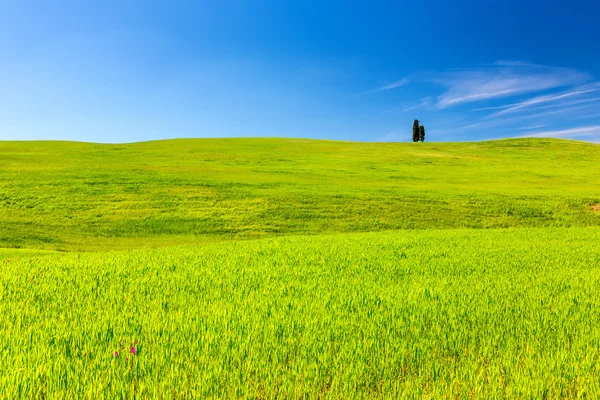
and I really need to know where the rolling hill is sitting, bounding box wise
[2,138,600,398]
[1,138,599,251]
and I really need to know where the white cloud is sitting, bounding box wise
[488,85,599,117]
[403,97,431,113]
[434,63,589,108]
[372,61,600,143]
[367,78,410,94]
[490,61,547,68]
[368,62,590,109]
[438,104,596,135]
[517,124,547,130]
[520,125,600,139]
[471,104,513,112]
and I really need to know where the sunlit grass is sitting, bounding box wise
[2,138,600,398]
[1,228,600,398]
[1,138,599,251]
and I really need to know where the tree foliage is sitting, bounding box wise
[412,120,420,142]
[419,125,425,142]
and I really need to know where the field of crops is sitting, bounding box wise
[1,138,600,398]
[2,228,600,399]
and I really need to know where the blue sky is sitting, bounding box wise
[2,0,600,143]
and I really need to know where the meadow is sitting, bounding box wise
[1,138,599,251]
[2,228,600,399]
[1,138,600,398]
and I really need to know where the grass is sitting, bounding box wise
[1,138,599,251]
[2,228,600,398]
[1,138,600,398]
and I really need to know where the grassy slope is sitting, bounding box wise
[1,138,599,251]
[2,228,600,398]
[2,138,600,398]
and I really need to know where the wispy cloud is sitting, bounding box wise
[367,78,410,94]
[403,97,431,113]
[517,124,546,131]
[488,85,599,117]
[371,61,600,143]
[475,94,600,114]
[520,125,600,139]
[490,60,548,68]
[370,62,590,108]
[471,104,513,112]
[434,64,589,108]
[441,104,596,134]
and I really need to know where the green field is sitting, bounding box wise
[1,138,599,251]
[1,138,600,398]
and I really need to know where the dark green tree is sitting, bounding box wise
[412,119,420,142]
[419,125,425,142]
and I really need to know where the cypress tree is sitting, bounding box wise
[419,125,425,142]
[412,119,420,142]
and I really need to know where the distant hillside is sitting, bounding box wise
[1,138,599,251]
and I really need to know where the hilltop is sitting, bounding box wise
[1,138,599,251]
